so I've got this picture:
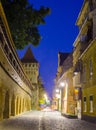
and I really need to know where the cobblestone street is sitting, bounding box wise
[0,111,96,130]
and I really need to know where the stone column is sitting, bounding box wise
[28,98,31,111]
[16,97,19,115]
[23,98,25,112]
[0,88,5,120]
[20,98,22,113]
[3,90,10,119]
[9,92,12,118]
[19,98,22,114]
[22,98,24,112]
[17,97,20,115]
[11,94,16,116]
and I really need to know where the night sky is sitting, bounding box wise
[17,0,83,98]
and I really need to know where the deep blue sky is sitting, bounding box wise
[17,0,83,98]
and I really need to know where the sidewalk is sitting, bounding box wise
[61,113,78,119]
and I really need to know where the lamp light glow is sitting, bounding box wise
[56,89,59,93]
[56,94,60,98]
[60,82,65,87]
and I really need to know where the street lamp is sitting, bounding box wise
[60,82,65,87]
[56,81,66,111]
[44,94,48,100]
[55,89,59,93]
[55,93,60,99]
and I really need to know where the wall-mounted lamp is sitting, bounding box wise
[74,71,78,75]
[60,82,65,87]
[55,89,59,93]
[55,93,60,99]
[74,68,79,75]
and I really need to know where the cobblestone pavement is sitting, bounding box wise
[0,111,96,130]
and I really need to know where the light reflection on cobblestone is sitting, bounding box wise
[0,111,96,130]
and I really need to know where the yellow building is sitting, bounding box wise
[73,0,96,121]
[53,52,76,115]
[53,52,70,111]
[56,52,70,80]
[0,2,32,120]
[21,47,39,109]
[59,53,76,115]
[80,36,96,122]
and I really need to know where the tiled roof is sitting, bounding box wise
[21,47,38,63]
[58,52,70,66]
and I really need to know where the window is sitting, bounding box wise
[33,64,34,67]
[89,59,93,79]
[4,44,8,54]
[25,64,27,67]
[90,95,93,113]
[80,35,87,43]
[9,53,13,61]
[84,97,87,112]
[0,32,4,44]
[13,60,16,66]
[29,64,31,67]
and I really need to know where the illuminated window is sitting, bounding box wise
[84,97,87,112]
[90,95,93,113]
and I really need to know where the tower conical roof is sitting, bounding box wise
[21,47,38,63]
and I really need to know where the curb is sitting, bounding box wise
[61,113,78,119]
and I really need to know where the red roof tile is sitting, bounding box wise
[21,47,38,63]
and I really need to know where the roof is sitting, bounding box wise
[58,52,70,66]
[21,47,38,63]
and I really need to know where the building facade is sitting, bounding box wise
[0,2,32,120]
[73,0,96,121]
[61,53,76,115]
[53,52,69,111]
[53,52,76,115]
[80,37,96,122]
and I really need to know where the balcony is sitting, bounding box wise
[80,25,93,54]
